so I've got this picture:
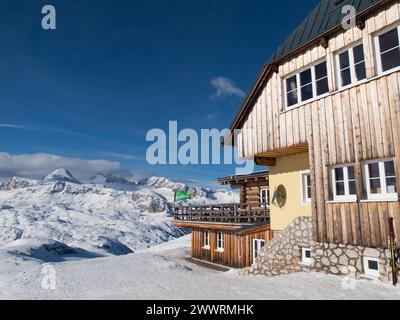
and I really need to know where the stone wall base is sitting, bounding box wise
[243,217,394,283]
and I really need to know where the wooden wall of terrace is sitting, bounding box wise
[191,225,274,268]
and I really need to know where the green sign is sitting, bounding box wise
[174,190,191,203]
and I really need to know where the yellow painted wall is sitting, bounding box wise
[269,152,311,231]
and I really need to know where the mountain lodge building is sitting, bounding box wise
[175,0,400,282]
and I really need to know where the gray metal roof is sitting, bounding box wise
[267,0,380,65]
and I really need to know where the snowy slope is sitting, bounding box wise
[0,169,239,256]
[0,235,399,300]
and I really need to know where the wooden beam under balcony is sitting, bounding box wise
[254,157,276,166]
[256,143,309,159]
[173,221,243,231]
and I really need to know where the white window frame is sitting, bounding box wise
[284,60,329,110]
[260,188,270,206]
[363,257,380,278]
[216,232,224,252]
[301,170,312,204]
[363,159,398,201]
[375,24,400,75]
[331,164,357,202]
[203,230,210,249]
[335,42,366,89]
[301,248,312,266]
[253,239,265,264]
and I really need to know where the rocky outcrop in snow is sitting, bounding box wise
[131,189,170,213]
[139,176,185,190]
[0,177,35,191]
[90,173,135,186]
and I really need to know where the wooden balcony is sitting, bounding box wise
[174,203,270,226]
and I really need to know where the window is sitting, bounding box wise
[363,257,380,278]
[315,62,329,96]
[301,171,312,204]
[285,61,329,108]
[331,165,357,201]
[301,248,312,265]
[286,75,298,106]
[336,44,366,88]
[203,231,210,249]
[363,159,398,201]
[217,232,224,251]
[375,26,400,74]
[253,239,265,264]
[260,189,270,206]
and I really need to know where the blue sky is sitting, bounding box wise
[0,0,319,187]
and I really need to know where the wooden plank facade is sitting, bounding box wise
[240,185,267,208]
[218,172,269,208]
[191,226,274,269]
[231,1,400,249]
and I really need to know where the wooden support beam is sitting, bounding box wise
[319,36,329,49]
[256,144,309,158]
[254,157,276,166]
[356,18,366,30]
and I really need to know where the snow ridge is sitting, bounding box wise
[0,169,239,257]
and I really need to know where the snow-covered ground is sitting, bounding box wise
[0,235,399,300]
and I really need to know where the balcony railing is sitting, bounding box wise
[174,203,270,225]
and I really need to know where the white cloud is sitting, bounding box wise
[0,123,87,137]
[210,77,245,99]
[0,124,25,129]
[0,152,122,180]
[100,152,145,161]
[205,111,219,120]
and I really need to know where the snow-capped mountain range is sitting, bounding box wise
[0,169,238,256]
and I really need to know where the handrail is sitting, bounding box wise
[174,203,270,224]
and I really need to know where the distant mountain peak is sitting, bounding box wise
[139,176,185,189]
[90,173,133,186]
[44,168,81,184]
